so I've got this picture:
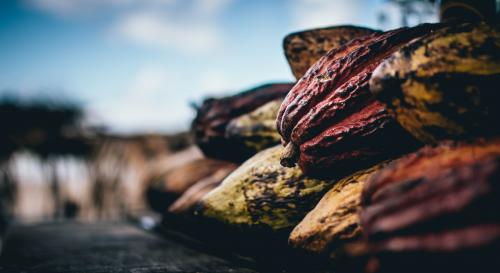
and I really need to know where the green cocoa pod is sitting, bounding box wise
[197,145,337,230]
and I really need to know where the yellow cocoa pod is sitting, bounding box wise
[289,162,386,256]
[370,22,500,143]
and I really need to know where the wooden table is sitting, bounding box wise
[0,222,258,273]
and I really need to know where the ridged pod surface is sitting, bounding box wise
[197,145,337,230]
[289,162,387,256]
[360,138,500,272]
[225,99,283,154]
[284,25,379,79]
[192,83,293,162]
[277,24,441,176]
[370,22,500,143]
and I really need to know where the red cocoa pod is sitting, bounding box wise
[192,83,293,162]
[277,24,442,177]
[297,100,419,177]
[276,32,382,138]
[277,25,438,142]
[360,139,500,273]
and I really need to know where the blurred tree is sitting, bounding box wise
[0,96,94,219]
[440,0,497,22]
[379,0,438,27]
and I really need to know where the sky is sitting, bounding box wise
[0,0,436,134]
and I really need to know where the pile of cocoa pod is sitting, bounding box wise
[147,17,500,273]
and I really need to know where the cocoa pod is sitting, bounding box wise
[145,146,203,213]
[192,83,293,162]
[284,26,379,79]
[296,100,419,177]
[146,158,236,213]
[360,138,500,272]
[225,99,283,154]
[197,145,337,230]
[276,32,382,138]
[277,24,442,177]
[277,24,439,143]
[370,22,500,144]
[168,165,237,214]
[161,158,236,195]
[289,162,387,257]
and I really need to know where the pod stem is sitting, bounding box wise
[280,142,299,167]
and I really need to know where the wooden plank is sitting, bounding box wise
[0,222,257,273]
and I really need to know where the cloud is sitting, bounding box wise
[289,0,374,30]
[111,11,223,54]
[109,0,232,54]
[289,0,437,31]
[27,0,232,55]
[195,0,233,17]
[25,0,234,132]
[120,0,231,54]
[27,0,232,18]
[25,0,175,16]
[197,70,231,94]
[26,0,80,15]
[89,65,192,133]
[89,65,246,133]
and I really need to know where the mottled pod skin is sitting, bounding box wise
[192,83,293,162]
[197,145,337,230]
[284,25,379,79]
[289,162,387,257]
[370,22,500,144]
[277,24,441,177]
[360,139,500,272]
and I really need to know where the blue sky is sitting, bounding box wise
[0,0,435,133]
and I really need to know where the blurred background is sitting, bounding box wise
[0,0,440,223]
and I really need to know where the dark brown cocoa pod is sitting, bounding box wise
[360,139,500,273]
[284,25,379,79]
[277,23,443,177]
[146,158,237,213]
[192,83,293,162]
[168,165,237,214]
[161,158,237,195]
